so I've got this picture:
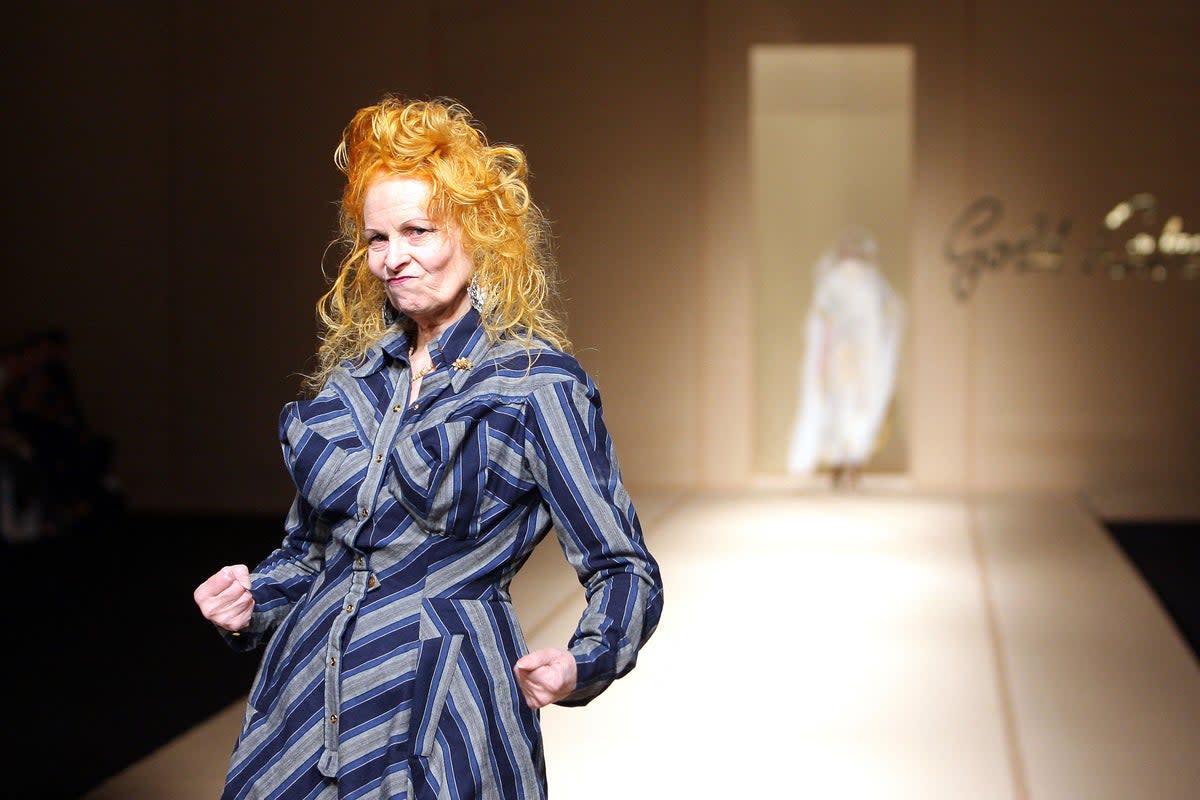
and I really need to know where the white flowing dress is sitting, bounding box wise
[787,252,905,474]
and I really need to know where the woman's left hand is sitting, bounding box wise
[513,647,578,709]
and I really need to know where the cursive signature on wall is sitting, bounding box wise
[944,196,1071,302]
[944,194,1200,301]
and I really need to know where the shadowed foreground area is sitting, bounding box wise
[1107,520,1200,664]
[1,512,281,799]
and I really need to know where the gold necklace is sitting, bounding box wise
[408,347,436,380]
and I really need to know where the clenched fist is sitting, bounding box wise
[513,647,577,709]
[194,565,254,632]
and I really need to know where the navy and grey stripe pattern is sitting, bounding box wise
[221,307,663,799]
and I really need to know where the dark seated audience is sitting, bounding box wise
[1,328,122,544]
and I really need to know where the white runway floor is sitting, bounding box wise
[88,488,1200,799]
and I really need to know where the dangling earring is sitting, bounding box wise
[467,275,488,311]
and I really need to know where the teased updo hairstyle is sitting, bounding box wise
[304,95,568,394]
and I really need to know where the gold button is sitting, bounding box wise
[368,575,378,589]
[345,603,354,613]
[375,454,383,463]
[355,556,364,567]
[329,656,337,667]
[359,508,368,519]
[393,403,402,413]
[330,714,338,725]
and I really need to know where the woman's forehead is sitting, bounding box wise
[363,175,434,221]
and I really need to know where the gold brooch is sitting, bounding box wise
[452,357,473,371]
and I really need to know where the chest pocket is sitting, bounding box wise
[390,415,488,538]
[388,398,532,539]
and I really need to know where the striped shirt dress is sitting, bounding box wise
[219,308,664,799]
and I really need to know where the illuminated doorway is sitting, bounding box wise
[750,44,913,480]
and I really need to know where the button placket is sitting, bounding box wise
[326,355,413,769]
[355,376,411,533]
[320,567,369,776]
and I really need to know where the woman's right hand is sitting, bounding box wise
[194,565,254,632]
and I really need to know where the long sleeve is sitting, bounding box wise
[523,377,663,705]
[222,492,329,652]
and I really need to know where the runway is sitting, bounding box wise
[87,488,1200,799]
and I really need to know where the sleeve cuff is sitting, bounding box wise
[555,647,616,707]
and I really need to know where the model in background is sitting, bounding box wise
[787,226,905,488]
[193,96,663,799]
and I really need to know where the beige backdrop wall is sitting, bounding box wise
[701,0,1199,494]
[7,1,1197,513]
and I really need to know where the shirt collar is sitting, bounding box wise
[347,306,488,379]
[429,306,487,367]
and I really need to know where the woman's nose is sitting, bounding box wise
[384,238,410,271]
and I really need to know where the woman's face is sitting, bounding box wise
[364,175,473,332]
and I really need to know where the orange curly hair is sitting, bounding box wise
[304,95,568,394]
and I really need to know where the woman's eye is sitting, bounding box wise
[407,226,433,238]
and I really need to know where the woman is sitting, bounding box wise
[786,225,905,487]
[194,96,663,799]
